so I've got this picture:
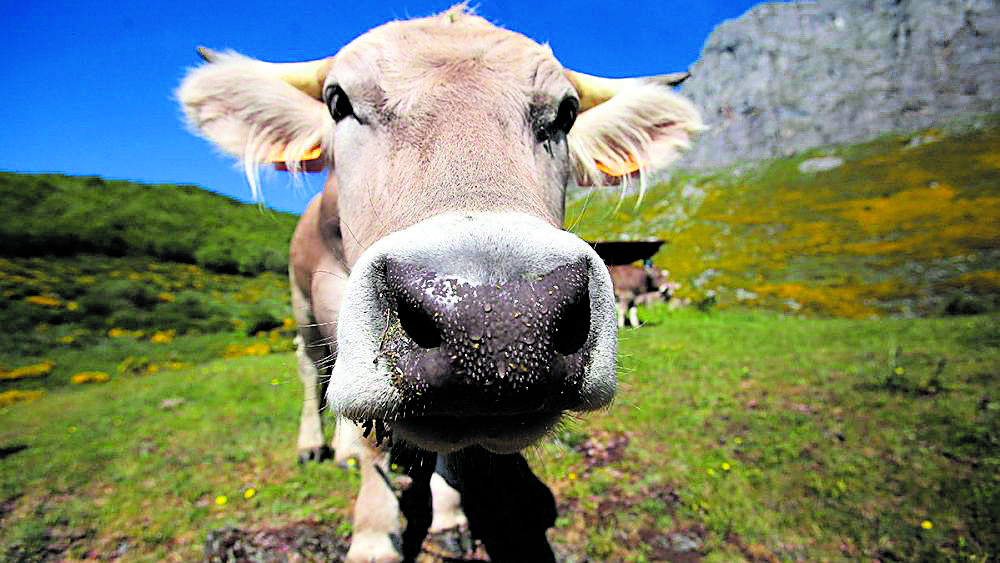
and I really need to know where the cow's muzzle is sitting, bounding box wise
[330,212,617,453]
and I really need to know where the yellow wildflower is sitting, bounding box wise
[71,372,110,384]
[215,495,228,506]
[567,471,577,481]
[108,328,127,338]
[25,295,61,307]
[66,301,79,311]
[282,317,297,331]
[894,367,905,375]
[243,488,256,500]
[921,520,933,530]
[158,292,175,302]
[721,462,732,472]
[150,330,175,343]
[706,468,717,477]
[244,343,271,356]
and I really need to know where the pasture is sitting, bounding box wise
[1,116,998,560]
[1,308,997,561]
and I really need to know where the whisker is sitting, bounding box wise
[313,268,348,281]
[565,185,596,234]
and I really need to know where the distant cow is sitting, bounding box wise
[179,5,701,561]
[609,264,676,327]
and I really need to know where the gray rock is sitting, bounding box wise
[669,532,703,552]
[678,0,1000,170]
[798,156,844,172]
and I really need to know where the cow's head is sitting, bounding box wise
[179,6,701,454]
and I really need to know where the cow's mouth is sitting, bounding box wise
[391,411,562,454]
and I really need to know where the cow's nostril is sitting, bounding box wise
[396,295,442,349]
[552,287,590,355]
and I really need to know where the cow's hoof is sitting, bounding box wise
[424,525,483,560]
[346,532,403,563]
[297,445,333,465]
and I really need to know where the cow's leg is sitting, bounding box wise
[429,471,467,532]
[392,447,436,561]
[346,444,436,563]
[629,303,641,327]
[617,301,626,328]
[346,442,406,563]
[291,282,334,463]
[441,447,557,562]
[332,415,369,467]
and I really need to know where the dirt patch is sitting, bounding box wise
[204,523,350,562]
[204,523,493,562]
[573,430,630,469]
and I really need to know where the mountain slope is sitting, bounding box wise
[568,116,1000,317]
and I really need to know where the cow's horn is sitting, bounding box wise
[196,46,330,100]
[566,70,691,112]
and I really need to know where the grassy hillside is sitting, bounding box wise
[0,172,301,395]
[1,310,996,561]
[0,173,297,275]
[567,115,1000,318]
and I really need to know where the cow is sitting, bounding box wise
[609,263,676,327]
[178,5,701,561]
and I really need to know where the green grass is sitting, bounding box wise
[535,308,1000,561]
[0,354,357,561]
[2,311,997,561]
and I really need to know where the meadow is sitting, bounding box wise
[1,116,998,561]
[0,309,997,561]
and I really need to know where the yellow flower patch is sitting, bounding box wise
[224,342,272,358]
[150,330,175,343]
[25,295,62,307]
[0,389,47,407]
[0,361,54,380]
[71,371,110,384]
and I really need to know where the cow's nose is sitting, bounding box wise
[381,256,592,414]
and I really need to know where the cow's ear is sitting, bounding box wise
[566,75,703,187]
[177,50,334,193]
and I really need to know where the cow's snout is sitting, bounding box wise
[382,256,592,415]
[330,212,618,453]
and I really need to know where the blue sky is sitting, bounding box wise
[1,0,761,215]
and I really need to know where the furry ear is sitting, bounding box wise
[568,81,703,188]
[177,50,334,197]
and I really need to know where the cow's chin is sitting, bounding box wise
[392,411,562,454]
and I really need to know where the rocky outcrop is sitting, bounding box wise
[678,0,1000,170]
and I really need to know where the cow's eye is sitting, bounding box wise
[533,97,579,143]
[325,84,354,122]
[553,96,579,135]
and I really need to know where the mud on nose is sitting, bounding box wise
[381,256,593,416]
[327,212,618,445]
